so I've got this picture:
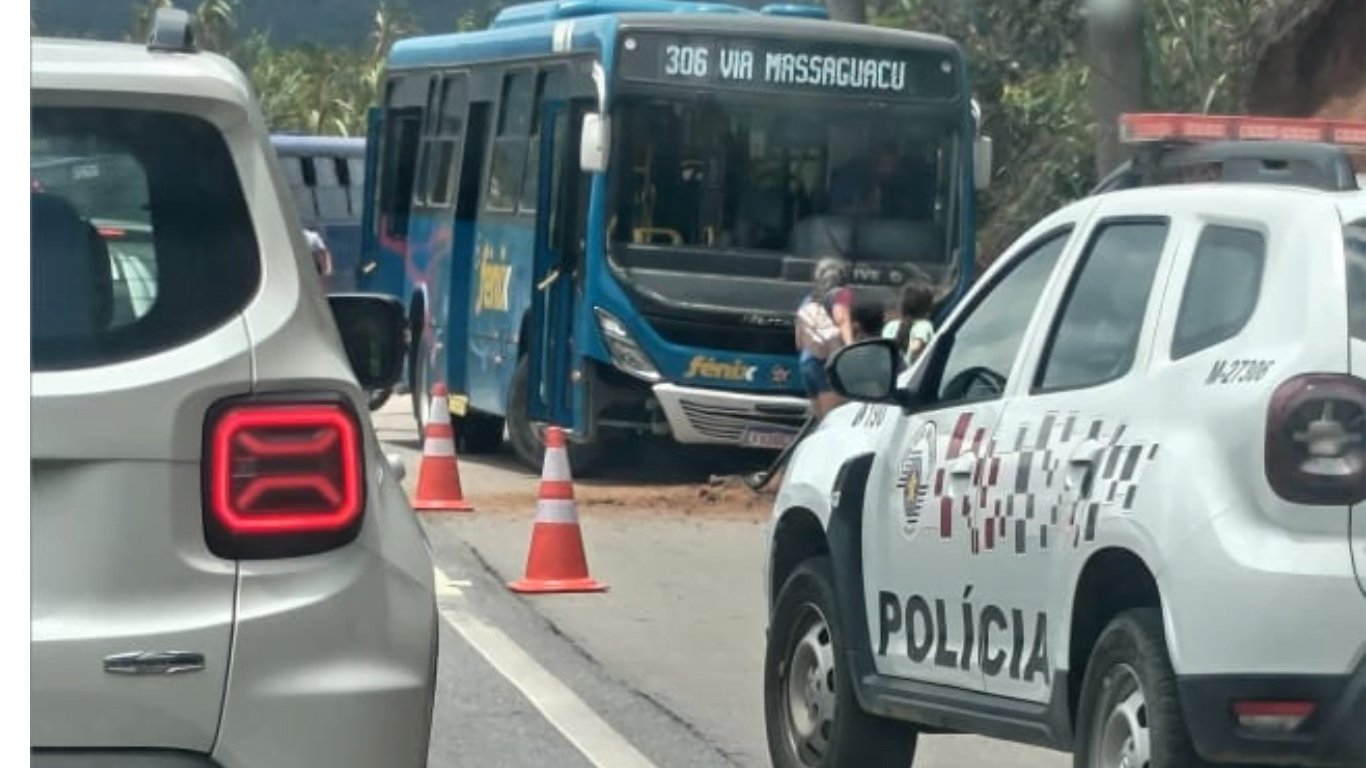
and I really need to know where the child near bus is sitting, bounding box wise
[882,281,936,366]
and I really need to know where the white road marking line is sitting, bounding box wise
[434,566,659,768]
[434,570,467,597]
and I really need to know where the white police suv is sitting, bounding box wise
[32,9,437,767]
[762,113,1366,768]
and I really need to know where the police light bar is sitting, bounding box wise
[1119,113,1366,148]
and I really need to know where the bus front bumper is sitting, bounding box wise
[651,383,810,449]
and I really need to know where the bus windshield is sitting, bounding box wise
[610,95,959,275]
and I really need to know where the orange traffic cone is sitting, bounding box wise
[411,383,474,512]
[508,426,607,594]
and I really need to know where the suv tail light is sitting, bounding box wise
[1265,374,1366,506]
[203,397,366,559]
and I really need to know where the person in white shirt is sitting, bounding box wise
[303,224,333,279]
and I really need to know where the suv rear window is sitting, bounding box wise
[31,107,261,371]
[1348,217,1366,342]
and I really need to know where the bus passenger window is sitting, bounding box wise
[487,71,535,212]
[379,115,421,237]
[300,157,317,187]
[427,75,467,207]
[378,74,429,238]
[518,69,564,215]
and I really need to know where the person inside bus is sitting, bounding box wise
[828,142,935,220]
[302,222,333,279]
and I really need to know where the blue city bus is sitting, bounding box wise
[359,0,992,473]
[272,134,367,294]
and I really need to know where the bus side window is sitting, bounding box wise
[426,74,467,207]
[487,70,535,213]
[378,74,427,239]
[519,68,566,216]
[456,102,492,222]
[314,153,349,221]
[413,75,442,208]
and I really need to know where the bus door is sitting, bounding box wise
[526,97,591,430]
[357,106,386,293]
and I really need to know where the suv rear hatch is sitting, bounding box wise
[31,99,262,750]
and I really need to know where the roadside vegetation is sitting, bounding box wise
[37,0,1279,263]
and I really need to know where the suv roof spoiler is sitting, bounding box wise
[1091,113,1366,195]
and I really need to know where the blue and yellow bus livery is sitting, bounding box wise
[359,0,992,473]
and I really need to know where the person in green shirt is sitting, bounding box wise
[882,281,936,366]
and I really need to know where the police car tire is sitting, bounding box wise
[1073,608,1209,768]
[764,555,917,768]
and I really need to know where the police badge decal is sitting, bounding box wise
[895,421,936,538]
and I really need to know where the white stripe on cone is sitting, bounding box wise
[428,393,452,427]
[423,436,457,458]
[542,444,572,482]
[534,497,580,524]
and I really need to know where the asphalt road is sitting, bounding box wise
[374,399,1069,768]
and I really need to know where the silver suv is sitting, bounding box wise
[31,10,438,767]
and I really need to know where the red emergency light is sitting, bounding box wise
[1119,113,1366,149]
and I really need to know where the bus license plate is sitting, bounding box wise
[741,427,797,450]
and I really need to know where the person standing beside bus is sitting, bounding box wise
[303,223,333,280]
[795,257,854,420]
[882,280,936,366]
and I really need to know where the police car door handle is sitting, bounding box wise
[948,455,977,477]
[1069,440,1106,466]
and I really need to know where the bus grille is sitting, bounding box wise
[677,398,807,441]
[645,314,795,355]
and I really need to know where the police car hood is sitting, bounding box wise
[775,400,890,523]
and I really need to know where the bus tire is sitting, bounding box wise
[457,411,505,455]
[507,356,607,476]
[409,327,428,435]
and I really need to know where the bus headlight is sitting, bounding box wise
[594,307,662,383]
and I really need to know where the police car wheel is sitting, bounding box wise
[1073,608,1208,768]
[764,556,917,768]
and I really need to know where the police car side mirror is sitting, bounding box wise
[827,339,901,403]
[580,113,610,174]
[328,293,408,391]
[974,136,993,191]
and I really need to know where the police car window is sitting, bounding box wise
[1036,220,1168,392]
[1347,218,1366,342]
[31,107,260,371]
[935,229,1070,404]
[1171,225,1265,360]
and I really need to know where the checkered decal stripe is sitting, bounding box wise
[934,410,1159,557]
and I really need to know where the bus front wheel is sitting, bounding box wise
[508,356,607,477]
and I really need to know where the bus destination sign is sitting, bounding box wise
[618,33,959,99]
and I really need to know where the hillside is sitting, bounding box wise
[32,0,773,45]
[32,0,491,46]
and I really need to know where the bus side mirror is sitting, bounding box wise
[580,113,610,173]
[974,136,994,191]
